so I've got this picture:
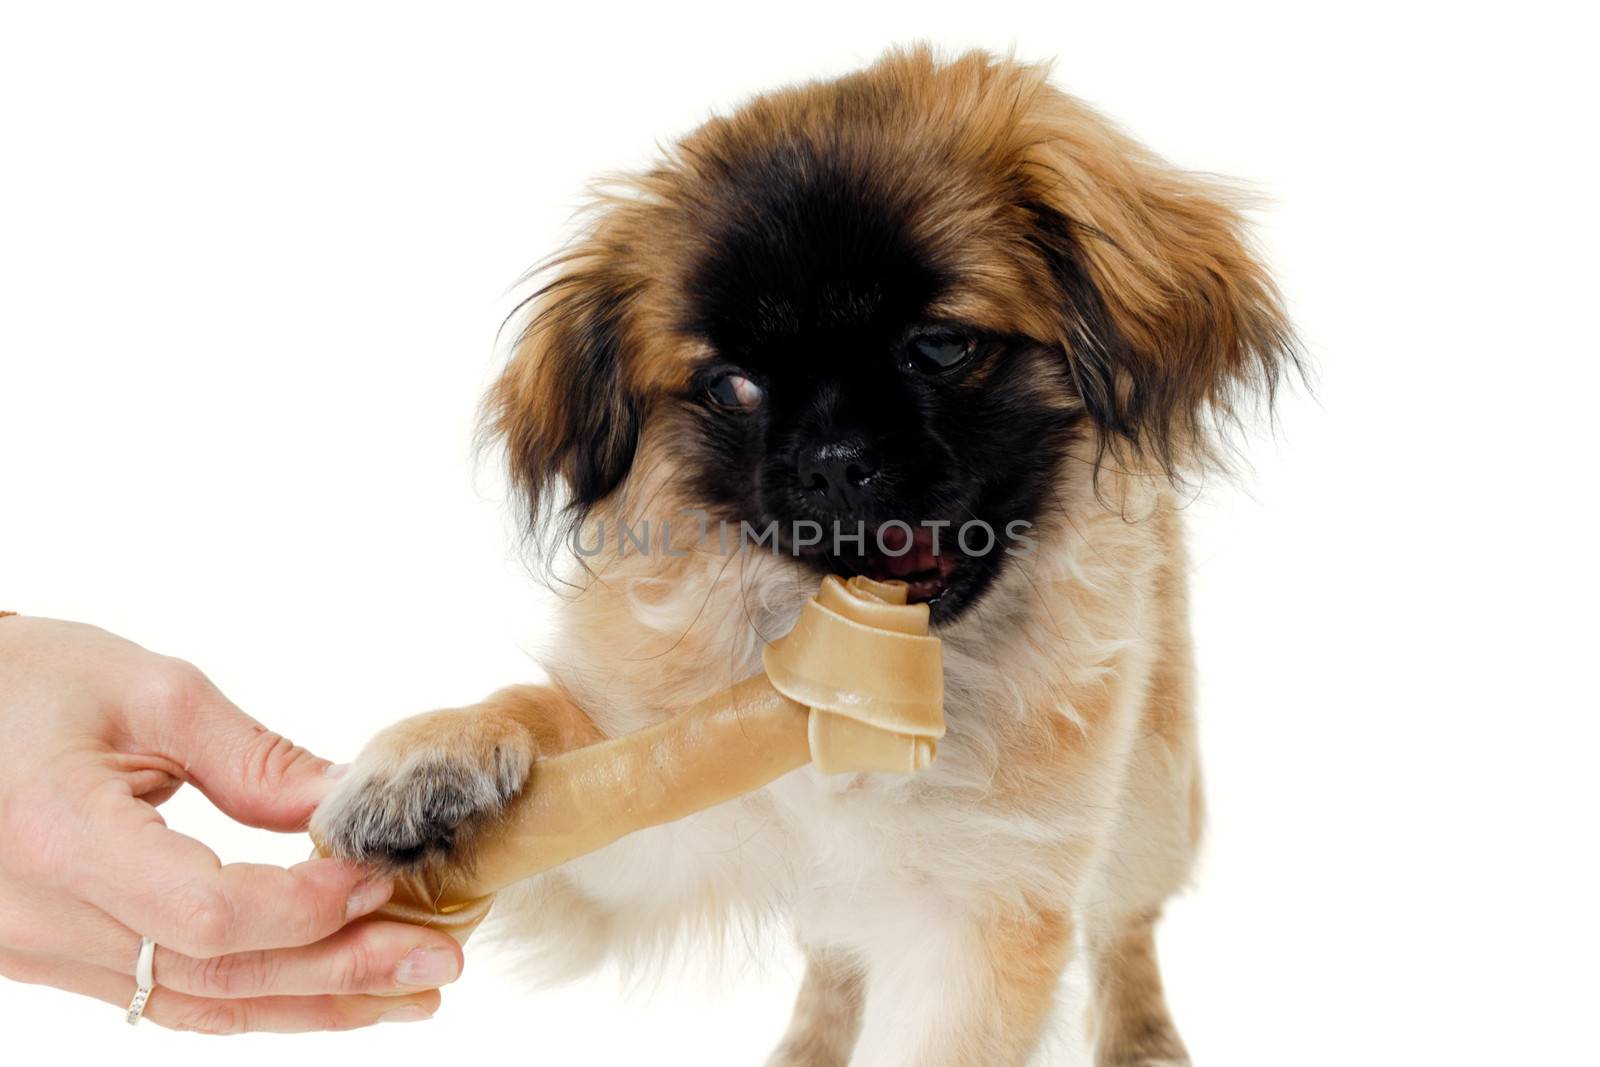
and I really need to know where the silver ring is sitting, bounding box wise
[125,936,156,1026]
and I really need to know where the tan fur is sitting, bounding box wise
[327,45,1296,1064]
[766,949,866,1067]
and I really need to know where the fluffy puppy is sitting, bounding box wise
[315,46,1296,1066]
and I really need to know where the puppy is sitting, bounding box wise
[315,46,1296,1066]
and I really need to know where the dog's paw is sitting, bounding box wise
[311,708,534,870]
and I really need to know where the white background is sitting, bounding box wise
[2,2,1596,1063]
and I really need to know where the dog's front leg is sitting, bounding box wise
[847,901,1073,1067]
[312,683,602,868]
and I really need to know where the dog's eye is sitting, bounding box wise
[707,373,763,411]
[908,333,979,373]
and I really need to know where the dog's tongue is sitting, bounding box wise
[877,527,949,577]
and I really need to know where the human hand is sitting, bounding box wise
[0,616,463,1032]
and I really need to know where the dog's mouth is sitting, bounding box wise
[848,525,963,606]
[780,514,1004,622]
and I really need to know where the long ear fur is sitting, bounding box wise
[1019,80,1301,477]
[485,245,643,547]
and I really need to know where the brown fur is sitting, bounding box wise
[487,47,1291,534]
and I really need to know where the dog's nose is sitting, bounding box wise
[797,437,879,512]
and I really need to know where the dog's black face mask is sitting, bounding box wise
[679,152,1081,623]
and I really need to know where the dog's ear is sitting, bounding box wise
[486,250,643,535]
[1021,100,1299,476]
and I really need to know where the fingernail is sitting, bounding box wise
[379,1003,433,1024]
[325,762,350,779]
[394,946,461,988]
[345,878,393,919]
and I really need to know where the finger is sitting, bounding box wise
[0,950,440,1033]
[154,920,465,999]
[2,887,462,997]
[73,783,392,958]
[133,657,338,831]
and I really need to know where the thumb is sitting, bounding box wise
[144,662,340,832]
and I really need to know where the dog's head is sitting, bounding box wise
[489,48,1296,623]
